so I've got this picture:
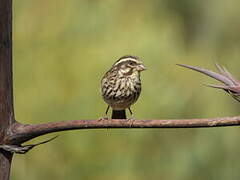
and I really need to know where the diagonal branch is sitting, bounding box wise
[0,136,58,154]
[5,116,240,145]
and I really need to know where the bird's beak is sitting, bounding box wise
[137,64,147,71]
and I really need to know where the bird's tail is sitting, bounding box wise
[112,110,126,119]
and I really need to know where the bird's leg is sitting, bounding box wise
[105,105,110,115]
[127,107,135,127]
[128,107,133,116]
[98,105,109,121]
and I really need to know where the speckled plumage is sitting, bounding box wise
[101,55,146,119]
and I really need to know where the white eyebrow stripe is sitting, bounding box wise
[114,58,139,66]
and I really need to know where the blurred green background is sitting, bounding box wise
[12,0,240,179]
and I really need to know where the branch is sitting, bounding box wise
[0,136,58,154]
[5,116,240,145]
[0,0,14,179]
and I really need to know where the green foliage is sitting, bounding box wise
[12,0,240,179]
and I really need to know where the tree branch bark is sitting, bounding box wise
[0,0,14,179]
[4,115,240,145]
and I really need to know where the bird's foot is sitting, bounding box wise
[98,116,109,122]
[126,117,135,127]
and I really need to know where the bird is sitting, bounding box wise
[101,55,146,119]
[177,63,240,102]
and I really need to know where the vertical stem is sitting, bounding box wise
[0,150,13,180]
[0,0,15,179]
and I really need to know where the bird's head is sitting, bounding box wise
[113,55,146,76]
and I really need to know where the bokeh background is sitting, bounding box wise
[12,0,240,179]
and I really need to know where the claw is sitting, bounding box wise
[126,117,135,127]
[98,117,109,121]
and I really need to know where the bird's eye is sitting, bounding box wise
[129,62,134,66]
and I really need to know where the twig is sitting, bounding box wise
[0,136,58,154]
